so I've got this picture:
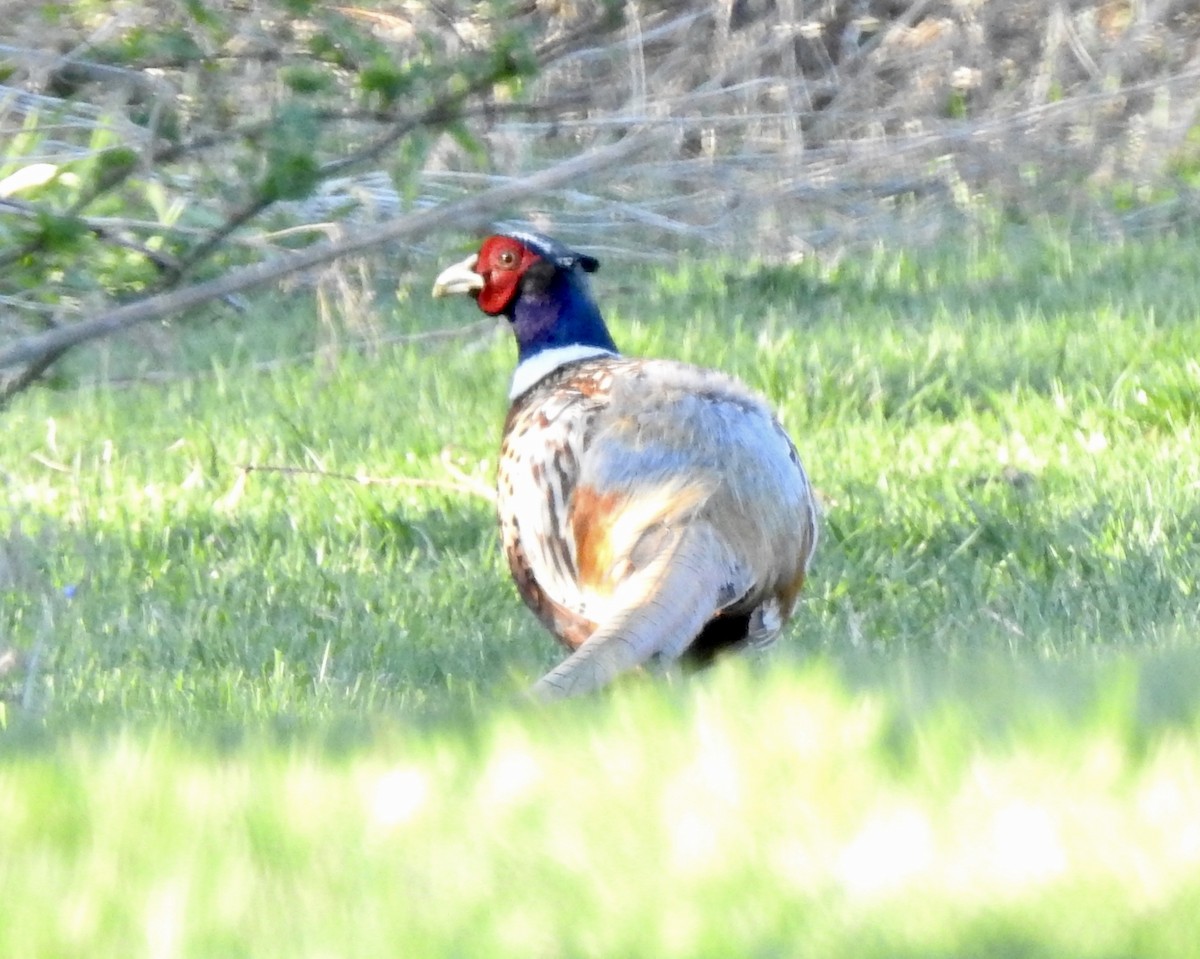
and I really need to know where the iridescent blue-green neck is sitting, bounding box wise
[508,267,618,364]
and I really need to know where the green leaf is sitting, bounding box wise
[96,23,202,66]
[92,147,140,189]
[33,210,89,253]
[38,1,66,25]
[260,153,321,204]
[182,0,221,28]
[360,55,412,108]
[391,130,432,203]
[446,122,487,168]
[259,104,321,203]
[157,26,205,63]
[487,29,538,82]
[281,64,335,95]
[946,89,968,120]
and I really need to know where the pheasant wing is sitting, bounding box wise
[527,359,813,699]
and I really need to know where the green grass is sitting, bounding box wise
[3,223,1200,956]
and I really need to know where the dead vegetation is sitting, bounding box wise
[486,0,1200,250]
[5,1,1200,251]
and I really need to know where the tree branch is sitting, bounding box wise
[0,344,71,409]
[0,128,664,373]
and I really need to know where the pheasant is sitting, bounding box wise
[432,230,818,700]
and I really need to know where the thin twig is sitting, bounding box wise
[241,463,495,502]
[0,343,71,409]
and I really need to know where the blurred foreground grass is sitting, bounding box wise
[3,664,1200,957]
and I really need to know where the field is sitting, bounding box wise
[3,224,1200,956]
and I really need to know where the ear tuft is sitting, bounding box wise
[578,255,600,273]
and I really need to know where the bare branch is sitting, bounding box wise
[0,343,71,409]
[0,128,664,373]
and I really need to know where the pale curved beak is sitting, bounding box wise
[431,253,484,298]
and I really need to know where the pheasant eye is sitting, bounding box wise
[496,249,519,268]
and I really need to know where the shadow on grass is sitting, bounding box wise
[0,497,537,735]
[779,470,1200,748]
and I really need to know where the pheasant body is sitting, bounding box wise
[433,231,817,699]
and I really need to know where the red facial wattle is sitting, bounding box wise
[475,236,541,316]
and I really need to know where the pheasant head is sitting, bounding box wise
[433,231,619,395]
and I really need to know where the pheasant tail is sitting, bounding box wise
[530,520,751,700]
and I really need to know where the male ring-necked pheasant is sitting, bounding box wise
[432,230,818,700]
